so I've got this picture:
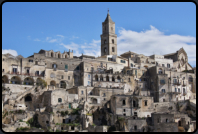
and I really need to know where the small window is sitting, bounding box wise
[3,58,4,61]
[178,88,180,92]
[167,64,170,68]
[112,47,114,52]
[88,74,91,80]
[35,61,38,65]
[123,109,125,112]
[131,63,133,67]
[162,89,166,93]
[62,75,64,79]
[68,76,70,80]
[166,119,169,123]
[65,65,68,72]
[163,99,165,102]
[29,59,33,62]
[112,39,114,44]
[134,125,137,130]
[2,69,4,72]
[175,88,177,92]
[120,60,125,63]
[81,91,83,95]
[162,64,164,67]
[160,80,165,84]
[104,47,107,52]
[145,100,147,106]
[104,40,107,44]
[123,100,126,105]
[103,93,106,97]
[58,98,62,102]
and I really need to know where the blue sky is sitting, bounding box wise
[2,2,196,67]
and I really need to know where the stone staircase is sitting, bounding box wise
[15,86,36,102]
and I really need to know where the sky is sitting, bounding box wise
[2,2,196,67]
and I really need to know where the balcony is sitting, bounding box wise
[183,92,187,96]
[173,82,181,85]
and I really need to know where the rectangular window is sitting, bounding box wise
[35,61,38,65]
[173,79,177,83]
[131,63,133,67]
[2,69,4,72]
[160,80,165,84]
[29,60,33,62]
[27,69,29,74]
[81,90,83,95]
[88,74,91,80]
[62,75,64,79]
[65,65,68,72]
[13,68,17,73]
[162,89,166,93]
[112,47,114,52]
[69,103,71,109]
[53,64,56,68]
[175,88,177,92]
[178,88,180,92]
[120,60,125,63]
[68,76,70,80]
[162,64,164,67]
[88,81,90,86]
[167,64,170,68]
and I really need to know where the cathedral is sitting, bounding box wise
[2,12,196,132]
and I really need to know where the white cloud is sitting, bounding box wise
[117,25,196,67]
[34,38,41,41]
[59,39,101,57]
[2,49,18,56]
[46,37,51,41]
[49,39,57,43]
[70,36,79,40]
[57,35,64,38]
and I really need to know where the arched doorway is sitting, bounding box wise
[117,76,121,82]
[2,75,9,83]
[51,52,54,57]
[50,80,56,86]
[112,76,115,82]
[95,75,98,81]
[24,77,34,85]
[25,94,33,110]
[106,76,109,81]
[60,81,66,88]
[178,121,181,126]
[58,53,61,58]
[93,98,97,104]
[100,75,103,81]
[11,76,21,84]
[36,78,42,86]
[25,95,32,102]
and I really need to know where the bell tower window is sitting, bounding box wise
[104,47,107,53]
[112,39,114,44]
[112,47,114,52]
[104,40,107,44]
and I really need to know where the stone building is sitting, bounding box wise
[2,11,196,132]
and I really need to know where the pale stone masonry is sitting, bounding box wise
[2,12,196,132]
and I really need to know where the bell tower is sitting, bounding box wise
[101,11,117,56]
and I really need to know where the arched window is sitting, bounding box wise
[117,76,121,82]
[51,52,53,57]
[104,40,107,44]
[58,98,62,103]
[25,96,32,102]
[104,47,107,53]
[100,76,103,81]
[158,68,163,74]
[95,75,98,81]
[112,76,115,82]
[65,55,67,58]
[111,27,113,32]
[112,47,114,52]
[112,39,114,44]
[58,53,61,58]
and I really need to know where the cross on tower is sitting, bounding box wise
[108,8,109,13]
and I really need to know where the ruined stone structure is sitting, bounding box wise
[2,12,196,132]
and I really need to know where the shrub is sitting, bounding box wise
[118,117,125,121]
[19,119,23,122]
[86,113,92,116]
